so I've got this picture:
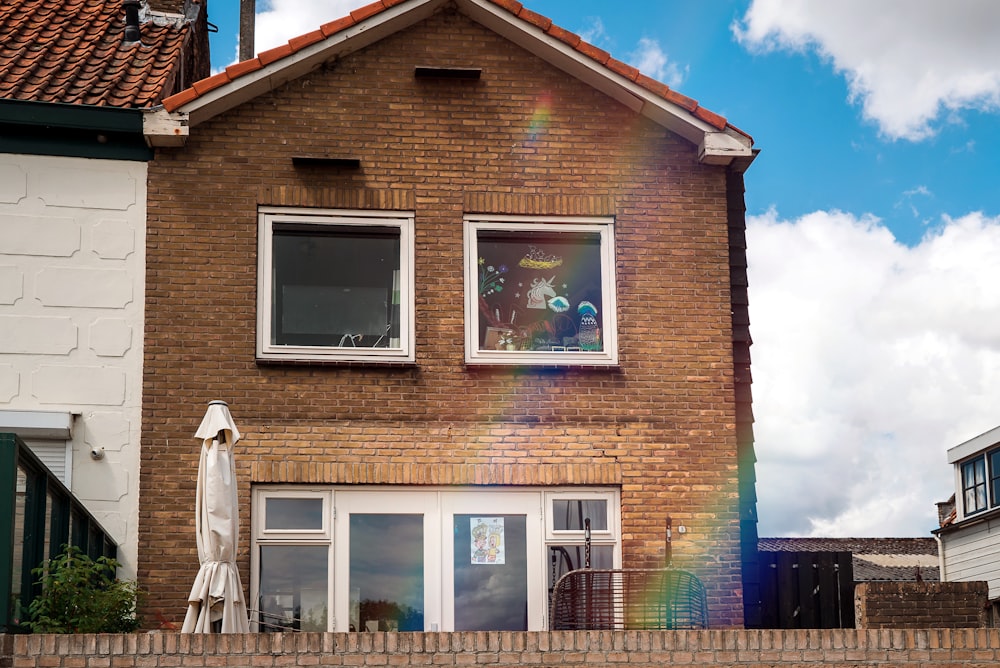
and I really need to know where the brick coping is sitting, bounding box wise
[7,629,1000,667]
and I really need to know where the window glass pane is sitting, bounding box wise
[552,500,608,531]
[453,515,528,631]
[265,497,324,531]
[349,514,424,632]
[272,226,400,348]
[990,451,1000,507]
[963,457,988,513]
[258,545,328,631]
[476,231,603,353]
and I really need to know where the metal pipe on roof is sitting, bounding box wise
[123,0,141,43]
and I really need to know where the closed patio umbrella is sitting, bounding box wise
[181,400,250,633]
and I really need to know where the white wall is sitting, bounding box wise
[940,518,1000,599]
[0,153,145,578]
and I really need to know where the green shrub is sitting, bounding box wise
[25,545,142,633]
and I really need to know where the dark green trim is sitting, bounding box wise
[0,99,152,161]
[20,467,47,611]
[0,434,16,631]
[0,98,143,133]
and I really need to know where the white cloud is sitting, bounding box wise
[255,0,366,54]
[578,17,610,50]
[748,209,1000,537]
[627,37,685,89]
[733,0,1000,140]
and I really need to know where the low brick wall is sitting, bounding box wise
[856,581,988,628]
[8,629,1000,667]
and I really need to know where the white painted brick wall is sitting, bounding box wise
[0,152,145,578]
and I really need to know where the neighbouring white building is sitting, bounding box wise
[934,424,1000,608]
[0,0,210,581]
[0,101,153,577]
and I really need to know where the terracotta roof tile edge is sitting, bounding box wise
[606,58,640,83]
[162,86,198,112]
[191,71,230,97]
[351,1,387,22]
[258,43,294,67]
[289,29,326,52]
[225,58,264,79]
[516,6,552,31]
[692,105,728,131]
[321,15,357,37]
[491,0,524,14]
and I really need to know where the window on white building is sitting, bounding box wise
[257,208,414,362]
[464,216,617,366]
[250,487,620,632]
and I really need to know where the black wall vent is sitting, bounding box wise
[291,157,361,168]
[414,67,482,80]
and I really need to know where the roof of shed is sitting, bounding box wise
[0,0,193,107]
[759,537,940,583]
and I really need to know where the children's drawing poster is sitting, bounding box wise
[470,517,505,565]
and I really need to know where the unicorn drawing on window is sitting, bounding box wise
[526,276,557,310]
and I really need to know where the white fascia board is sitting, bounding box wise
[947,425,1000,464]
[699,131,755,165]
[0,410,75,440]
[180,0,443,127]
[143,107,188,146]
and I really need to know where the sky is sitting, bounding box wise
[205,1,1000,538]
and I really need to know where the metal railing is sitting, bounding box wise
[0,432,118,632]
[550,567,709,630]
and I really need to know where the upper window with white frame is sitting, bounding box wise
[257,208,414,362]
[464,216,617,366]
[960,448,1000,516]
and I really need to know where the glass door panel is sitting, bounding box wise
[334,491,440,632]
[258,545,329,631]
[442,492,543,631]
[453,514,528,630]
[349,514,424,631]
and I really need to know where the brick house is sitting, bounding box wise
[140,0,758,630]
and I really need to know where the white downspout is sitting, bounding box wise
[934,534,947,582]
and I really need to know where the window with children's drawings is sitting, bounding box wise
[464,217,617,366]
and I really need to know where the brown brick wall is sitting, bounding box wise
[10,630,1000,667]
[140,9,743,627]
[856,581,989,629]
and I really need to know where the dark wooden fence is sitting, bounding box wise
[756,551,855,629]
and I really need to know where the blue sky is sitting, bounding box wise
[206,1,1000,538]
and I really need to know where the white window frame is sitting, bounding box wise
[250,486,620,632]
[257,207,415,363]
[250,488,334,632]
[463,215,618,366]
[544,490,619,540]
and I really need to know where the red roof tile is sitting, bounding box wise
[0,0,193,107]
[163,0,748,142]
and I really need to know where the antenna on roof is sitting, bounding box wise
[123,0,141,44]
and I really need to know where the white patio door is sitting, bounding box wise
[333,491,441,632]
[441,492,544,631]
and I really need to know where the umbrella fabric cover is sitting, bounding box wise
[181,401,250,633]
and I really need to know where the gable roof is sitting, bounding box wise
[0,0,196,108]
[145,0,755,169]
